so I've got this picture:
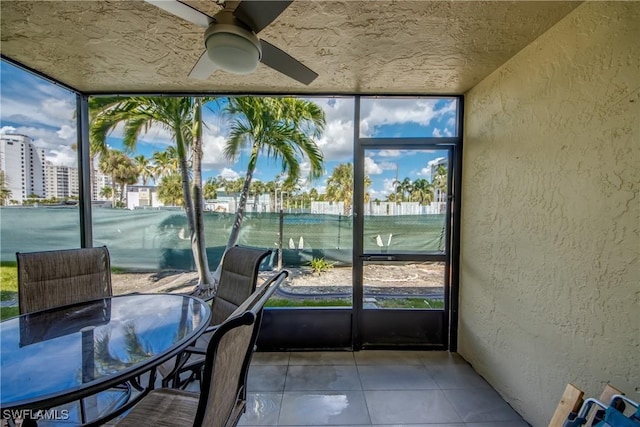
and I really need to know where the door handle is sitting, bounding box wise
[361,255,397,261]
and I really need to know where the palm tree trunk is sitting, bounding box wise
[190,99,213,290]
[174,130,197,260]
[225,169,254,253]
[111,173,117,208]
[224,142,259,255]
[90,155,95,201]
[119,183,125,205]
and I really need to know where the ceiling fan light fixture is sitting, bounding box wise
[205,24,262,75]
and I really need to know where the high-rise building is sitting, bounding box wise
[93,168,112,201]
[45,162,79,199]
[0,134,46,203]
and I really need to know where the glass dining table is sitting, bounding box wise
[0,293,211,425]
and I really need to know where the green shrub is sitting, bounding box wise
[309,257,334,275]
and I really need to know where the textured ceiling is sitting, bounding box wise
[0,1,580,95]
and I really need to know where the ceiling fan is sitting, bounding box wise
[145,0,318,85]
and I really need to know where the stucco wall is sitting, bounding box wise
[459,2,639,426]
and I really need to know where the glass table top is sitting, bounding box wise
[0,293,210,409]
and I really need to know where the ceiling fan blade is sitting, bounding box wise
[145,0,212,28]
[188,51,217,80]
[234,1,293,33]
[260,40,318,85]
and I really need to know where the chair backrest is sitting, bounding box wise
[210,246,271,326]
[194,270,288,427]
[16,246,112,314]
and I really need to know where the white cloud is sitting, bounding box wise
[381,178,398,196]
[417,167,431,179]
[219,168,240,180]
[202,132,228,170]
[376,150,402,157]
[41,98,75,122]
[432,127,453,137]
[312,98,354,162]
[298,161,312,180]
[47,146,77,166]
[1,94,75,129]
[0,126,17,134]
[360,98,457,137]
[56,124,76,140]
[428,157,446,167]
[365,157,382,175]
[364,157,397,175]
[315,119,354,162]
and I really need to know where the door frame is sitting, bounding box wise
[351,95,464,350]
[257,95,464,351]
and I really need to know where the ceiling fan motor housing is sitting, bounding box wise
[204,10,262,74]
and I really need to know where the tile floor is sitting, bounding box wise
[238,351,530,427]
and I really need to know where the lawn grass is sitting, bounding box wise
[0,306,19,320]
[266,297,444,309]
[0,261,18,301]
[0,261,19,320]
[266,298,352,307]
[377,298,444,309]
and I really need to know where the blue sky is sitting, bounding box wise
[0,60,457,198]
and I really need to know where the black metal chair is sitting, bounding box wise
[16,246,131,426]
[17,246,112,314]
[158,245,271,388]
[114,270,288,427]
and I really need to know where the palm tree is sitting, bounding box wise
[432,164,447,202]
[99,185,114,201]
[410,178,434,205]
[71,96,125,201]
[158,174,184,206]
[325,163,371,215]
[400,178,413,201]
[264,180,278,212]
[0,171,12,206]
[326,163,347,215]
[133,154,154,185]
[309,188,319,201]
[91,96,215,289]
[98,149,139,207]
[280,180,299,211]
[203,177,220,201]
[222,96,325,253]
[152,148,180,180]
[250,180,266,212]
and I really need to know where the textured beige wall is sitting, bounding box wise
[460,2,639,426]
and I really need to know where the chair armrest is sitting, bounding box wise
[183,346,207,356]
[204,325,220,334]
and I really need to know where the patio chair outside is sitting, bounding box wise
[159,245,271,388]
[114,269,288,427]
[17,246,112,314]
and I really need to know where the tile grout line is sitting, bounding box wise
[275,352,291,426]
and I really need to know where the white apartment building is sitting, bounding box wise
[92,168,112,201]
[0,134,46,203]
[126,185,163,209]
[45,163,79,199]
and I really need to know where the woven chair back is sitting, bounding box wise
[194,270,287,427]
[17,246,112,314]
[210,246,271,325]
